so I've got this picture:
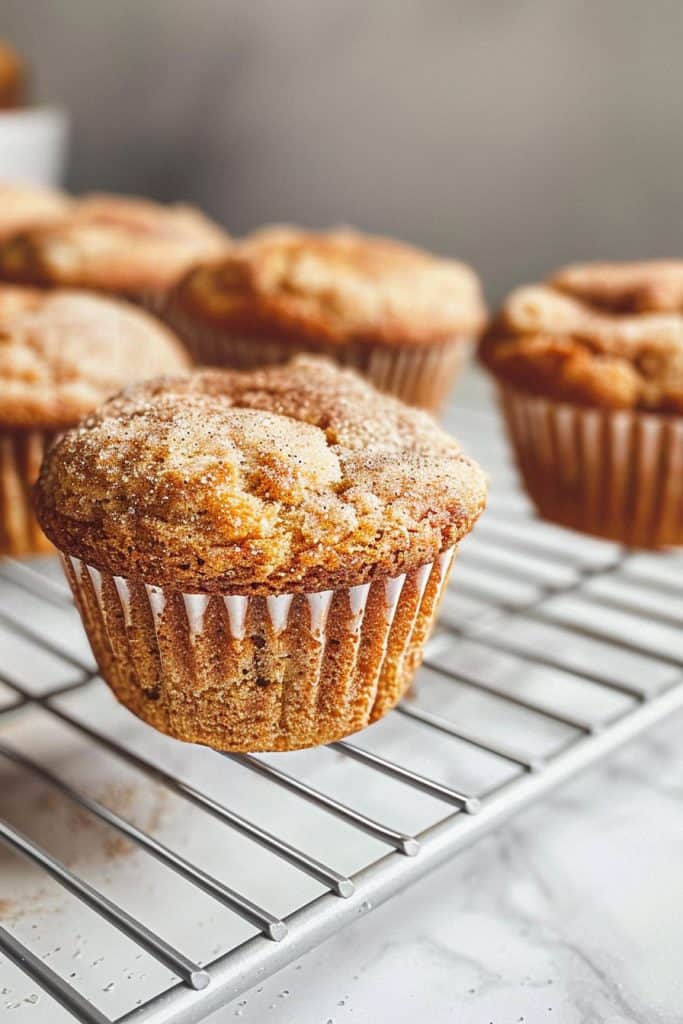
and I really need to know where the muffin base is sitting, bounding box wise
[0,429,54,556]
[61,548,456,752]
[164,301,471,412]
[498,384,683,548]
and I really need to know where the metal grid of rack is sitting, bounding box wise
[1,386,682,1024]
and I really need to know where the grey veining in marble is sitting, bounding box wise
[207,710,683,1024]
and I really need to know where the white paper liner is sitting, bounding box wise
[498,384,683,547]
[61,547,456,751]
[0,428,55,556]
[163,299,471,413]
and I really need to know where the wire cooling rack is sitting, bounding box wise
[1,378,682,1024]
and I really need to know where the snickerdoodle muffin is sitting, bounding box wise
[481,261,683,547]
[0,181,72,242]
[165,225,486,413]
[0,286,189,555]
[0,192,230,312]
[36,357,487,751]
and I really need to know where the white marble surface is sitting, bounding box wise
[207,708,683,1024]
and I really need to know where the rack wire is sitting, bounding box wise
[1,386,682,1024]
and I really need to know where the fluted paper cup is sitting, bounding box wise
[0,429,55,556]
[61,547,456,752]
[498,384,683,548]
[164,300,471,412]
[113,287,171,319]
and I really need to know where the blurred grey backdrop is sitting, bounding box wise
[3,0,682,302]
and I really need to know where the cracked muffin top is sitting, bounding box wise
[36,357,487,593]
[0,181,72,241]
[168,225,486,347]
[0,286,190,429]
[481,261,683,412]
[0,192,230,294]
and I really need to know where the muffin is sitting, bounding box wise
[0,180,72,241]
[0,40,24,110]
[0,286,190,555]
[36,357,487,751]
[481,261,683,547]
[164,225,486,413]
[0,192,230,312]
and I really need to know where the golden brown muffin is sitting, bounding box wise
[0,286,190,555]
[165,225,487,413]
[481,261,683,547]
[0,192,230,309]
[0,40,24,110]
[0,181,72,242]
[481,261,683,413]
[36,357,487,751]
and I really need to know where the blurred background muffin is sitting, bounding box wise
[0,285,190,556]
[481,261,683,547]
[0,39,24,110]
[166,225,486,412]
[0,179,72,240]
[0,192,230,311]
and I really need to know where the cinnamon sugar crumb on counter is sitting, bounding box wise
[36,357,487,593]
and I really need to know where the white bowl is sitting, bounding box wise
[0,106,69,186]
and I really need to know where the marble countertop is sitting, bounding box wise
[208,709,683,1024]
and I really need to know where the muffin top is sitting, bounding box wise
[0,192,230,293]
[0,286,190,430]
[169,225,486,347]
[481,261,683,412]
[36,357,487,594]
[0,181,72,242]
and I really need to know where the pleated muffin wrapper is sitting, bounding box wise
[498,384,683,548]
[0,428,55,556]
[61,547,457,752]
[163,299,471,413]
[113,286,170,319]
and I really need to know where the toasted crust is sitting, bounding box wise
[481,261,683,411]
[0,286,190,429]
[0,181,72,242]
[169,225,486,348]
[36,357,487,593]
[0,192,230,293]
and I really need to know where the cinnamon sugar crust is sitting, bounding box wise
[0,286,190,429]
[0,181,72,241]
[552,260,683,313]
[170,225,486,348]
[36,358,487,594]
[0,192,230,293]
[481,261,683,411]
